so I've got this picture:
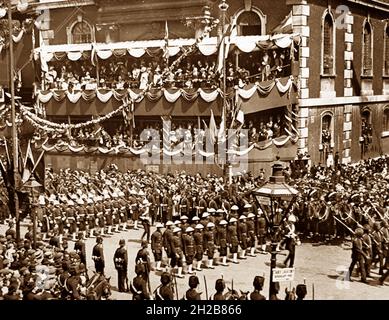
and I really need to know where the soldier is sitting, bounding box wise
[184,275,201,300]
[135,240,151,282]
[180,215,189,231]
[204,222,215,269]
[140,200,152,243]
[66,200,78,241]
[216,219,229,266]
[130,263,150,300]
[194,223,204,271]
[94,196,105,236]
[155,272,174,300]
[362,224,373,277]
[111,194,121,233]
[171,227,184,278]
[151,223,164,271]
[250,276,266,300]
[66,265,82,300]
[92,236,105,275]
[114,239,128,292]
[74,232,86,267]
[246,213,256,257]
[103,194,113,235]
[238,215,248,259]
[348,228,367,283]
[182,226,195,274]
[230,205,239,219]
[227,217,239,264]
[296,284,307,300]
[118,192,128,230]
[211,278,225,300]
[86,198,96,238]
[76,198,87,240]
[163,221,174,267]
[371,221,384,275]
[381,220,389,269]
[191,216,200,228]
[256,209,267,253]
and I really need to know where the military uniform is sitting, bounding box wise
[151,227,163,270]
[216,222,228,266]
[348,229,367,283]
[185,288,201,300]
[227,220,239,263]
[74,238,86,266]
[182,230,195,274]
[163,227,174,263]
[203,226,215,268]
[92,242,105,274]
[193,228,204,271]
[238,218,248,259]
[114,244,128,292]
[131,275,150,300]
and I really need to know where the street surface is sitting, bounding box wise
[2,221,388,300]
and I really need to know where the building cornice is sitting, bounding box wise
[299,95,389,107]
[346,0,389,13]
[34,0,95,10]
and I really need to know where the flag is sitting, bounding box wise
[163,21,169,61]
[271,11,293,35]
[216,18,237,75]
[22,140,35,184]
[236,110,244,124]
[209,110,217,145]
[218,105,226,143]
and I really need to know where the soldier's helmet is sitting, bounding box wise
[296,284,307,299]
[161,272,171,285]
[215,279,225,292]
[189,275,199,288]
[373,221,381,231]
[355,228,364,237]
[253,276,265,290]
[135,263,145,275]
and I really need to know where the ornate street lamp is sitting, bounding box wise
[252,161,299,299]
[24,175,42,249]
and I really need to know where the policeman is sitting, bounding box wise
[114,239,128,292]
[204,222,215,269]
[171,227,184,278]
[135,240,151,282]
[256,209,267,253]
[74,232,86,267]
[92,236,105,275]
[182,226,195,274]
[227,217,239,264]
[296,284,307,300]
[211,278,225,300]
[151,223,164,271]
[194,223,204,271]
[131,263,150,300]
[184,275,201,300]
[155,272,174,300]
[250,276,266,300]
[216,219,227,266]
[348,228,367,283]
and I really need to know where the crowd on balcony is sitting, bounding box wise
[41,49,292,92]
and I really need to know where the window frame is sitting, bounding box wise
[361,19,374,78]
[320,10,336,77]
[382,106,389,137]
[66,17,94,45]
[232,6,267,37]
[320,111,334,146]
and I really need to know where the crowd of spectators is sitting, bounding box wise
[41,49,292,92]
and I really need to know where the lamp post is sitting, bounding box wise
[24,175,42,249]
[252,161,299,299]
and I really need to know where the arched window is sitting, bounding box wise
[384,24,389,76]
[322,12,335,75]
[321,113,333,145]
[362,21,373,76]
[383,107,389,132]
[67,17,93,44]
[234,8,266,36]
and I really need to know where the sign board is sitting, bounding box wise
[272,268,295,282]
[256,196,271,206]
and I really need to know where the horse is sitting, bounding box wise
[224,288,249,300]
[85,272,112,300]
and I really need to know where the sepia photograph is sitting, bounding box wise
[0,0,388,307]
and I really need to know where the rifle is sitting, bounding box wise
[203,275,208,300]
[333,216,371,248]
[368,200,386,221]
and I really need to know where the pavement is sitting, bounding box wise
[1,221,389,300]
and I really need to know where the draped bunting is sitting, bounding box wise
[37,78,294,105]
[35,33,300,65]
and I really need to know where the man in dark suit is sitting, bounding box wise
[114,239,128,292]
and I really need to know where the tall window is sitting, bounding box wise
[71,21,92,44]
[236,10,264,36]
[383,107,389,132]
[322,13,335,75]
[362,21,373,76]
[384,25,389,76]
[321,113,333,145]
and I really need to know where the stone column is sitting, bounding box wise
[343,11,354,164]
[290,0,310,155]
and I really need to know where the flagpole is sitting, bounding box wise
[8,0,20,242]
